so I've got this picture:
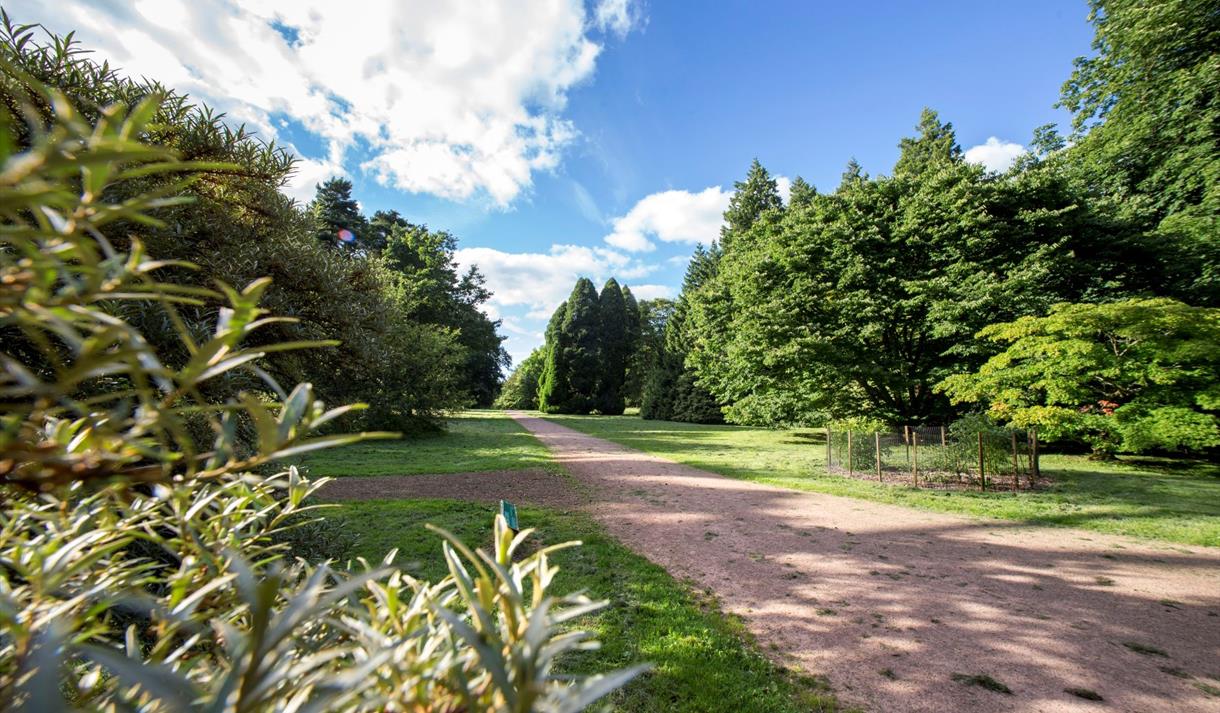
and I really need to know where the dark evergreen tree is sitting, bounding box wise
[787,176,817,209]
[378,220,508,406]
[893,108,961,175]
[308,177,367,250]
[595,278,629,414]
[621,287,645,406]
[366,209,407,253]
[539,279,601,413]
[720,158,783,249]
[640,246,724,423]
[536,303,570,413]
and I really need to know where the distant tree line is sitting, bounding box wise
[1,24,508,433]
[497,278,668,415]
[627,0,1219,456]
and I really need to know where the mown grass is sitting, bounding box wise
[537,413,1220,547]
[326,499,845,712]
[294,410,552,476]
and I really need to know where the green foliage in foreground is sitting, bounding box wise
[327,499,845,713]
[296,411,554,476]
[540,415,1220,547]
[940,299,1220,456]
[0,63,633,709]
[2,18,504,427]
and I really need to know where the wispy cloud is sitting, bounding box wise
[454,243,656,319]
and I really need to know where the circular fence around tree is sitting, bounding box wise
[826,423,1041,491]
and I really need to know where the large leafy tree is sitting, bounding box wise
[686,112,1083,425]
[495,348,545,409]
[1059,0,1219,305]
[595,278,630,415]
[376,217,510,405]
[939,299,1220,456]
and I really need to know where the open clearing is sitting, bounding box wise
[513,412,1220,713]
[539,413,1220,547]
[313,413,843,712]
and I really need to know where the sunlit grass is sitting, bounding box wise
[294,410,553,476]
[538,413,1220,547]
[327,499,845,713]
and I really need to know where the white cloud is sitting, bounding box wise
[282,156,345,203]
[603,174,792,253]
[593,0,641,37]
[964,137,1025,173]
[454,243,656,320]
[18,0,638,206]
[775,175,792,205]
[627,284,674,301]
[603,186,732,253]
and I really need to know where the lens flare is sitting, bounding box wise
[337,228,355,243]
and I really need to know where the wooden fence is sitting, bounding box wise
[825,425,1040,491]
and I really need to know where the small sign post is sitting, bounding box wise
[499,500,519,532]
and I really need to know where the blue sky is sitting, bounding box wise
[24,0,1095,366]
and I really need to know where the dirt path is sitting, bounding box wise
[508,412,1220,713]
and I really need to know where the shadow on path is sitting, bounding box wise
[509,412,1220,713]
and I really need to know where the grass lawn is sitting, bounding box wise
[537,413,1220,547]
[325,498,844,712]
[293,410,552,476]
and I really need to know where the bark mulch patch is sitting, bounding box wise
[315,467,586,510]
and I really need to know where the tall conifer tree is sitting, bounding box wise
[539,279,601,413]
[595,278,629,414]
[309,177,366,249]
[536,303,570,413]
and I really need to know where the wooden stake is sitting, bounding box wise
[912,431,920,487]
[978,431,986,491]
[826,427,832,472]
[875,432,882,482]
[1011,430,1020,492]
[847,430,853,476]
[1030,427,1040,479]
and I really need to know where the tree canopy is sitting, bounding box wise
[939,300,1220,456]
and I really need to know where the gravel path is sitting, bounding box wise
[508,412,1220,713]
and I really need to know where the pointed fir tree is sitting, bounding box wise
[720,158,783,248]
[621,286,644,405]
[787,176,817,209]
[309,177,367,249]
[640,247,724,423]
[539,278,601,413]
[536,302,570,413]
[838,158,866,190]
[893,108,961,176]
[595,278,629,414]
